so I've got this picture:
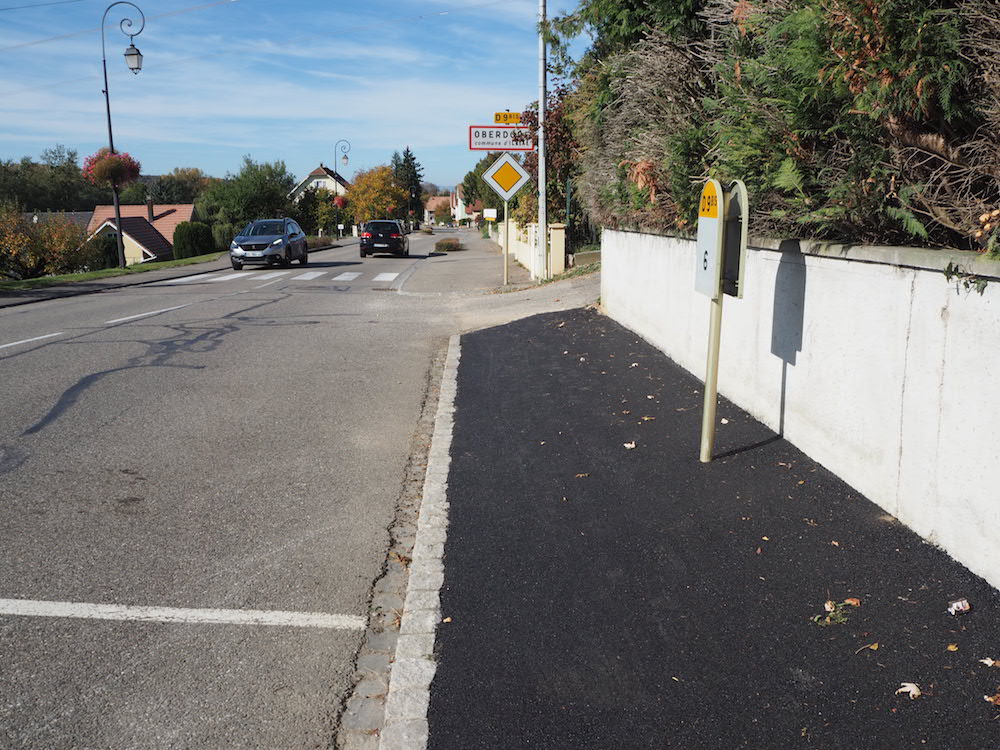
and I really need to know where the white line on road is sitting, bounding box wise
[104,304,190,325]
[254,279,285,289]
[155,272,223,285]
[208,272,247,283]
[0,332,64,350]
[291,271,325,281]
[0,598,366,630]
[333,272,362,281]
[373,273,399,282]
[254,271,291,280]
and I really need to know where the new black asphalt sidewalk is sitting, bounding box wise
[429,307,1000,748]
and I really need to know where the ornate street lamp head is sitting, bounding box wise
[124,42,142,73]
[341,152,349,168]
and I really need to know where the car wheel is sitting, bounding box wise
[360,249,367,258]
[299,251,309,266]
[231,260,243,270]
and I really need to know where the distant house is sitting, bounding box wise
[451,185,483,223]
[289,164,351,202]
[424,195,451,224]
[86,200,197,264]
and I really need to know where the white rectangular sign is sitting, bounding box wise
[483,208,498,221]
[469,126,534,151]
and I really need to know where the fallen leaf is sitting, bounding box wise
[844,597,862,607]
[824,600,837,613]
[641,416,655,421]
[804,518,818,527]
[947,643,959,652]
[798,480,806,485]
[630,362,639,368]
[563,351,568,355]
[442,617,452,623]
[671,676,680,682]
[979,658,998,667]
[762,536,770,541]
[721,418,729,424]
[557,322,565,328]
[896,683,922,700]
[622,410,631,415]
[755,547,762,555]
[985,693,1000,706]
[580,357,586,362]
[831,541,841,547]
[561,497,568,502]
[575,473,590,478]
[623,441,636,450]
[647,395,655,400]
[855,642,879,654]
[778,462,792,468]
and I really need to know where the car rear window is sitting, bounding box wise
[367,222,398,233]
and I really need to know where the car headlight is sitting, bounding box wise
[230,241,239,250]
[271,238,284,246]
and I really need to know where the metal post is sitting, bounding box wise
[503,199,510,286]
[699,294,725,462]
[537,0,547,280]
[101,2,144,269]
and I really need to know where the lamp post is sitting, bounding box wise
[101,2,145,268]
[332,140,350,238]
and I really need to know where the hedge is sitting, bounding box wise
[173,221,214,259]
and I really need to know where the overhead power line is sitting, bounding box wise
[0,0,521,98]
[0,0,241,52]
[0,0,83,12]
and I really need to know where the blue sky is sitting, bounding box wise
[0,0,581,188]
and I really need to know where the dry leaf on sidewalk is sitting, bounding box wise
[855,642,879,654]
[641,416,655,421]
[947,643,959,652]
[896,683,922,700]
[844,597,862,607]
[984,692,1000,705]
[979,658,999,667]
[623,441,636,449]
[575,473,590,478]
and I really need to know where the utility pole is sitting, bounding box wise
[537,0,548,280]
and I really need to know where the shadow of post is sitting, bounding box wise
[770,240,808,436]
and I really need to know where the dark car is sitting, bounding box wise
[230,218,308,270]
[360,220,409,258]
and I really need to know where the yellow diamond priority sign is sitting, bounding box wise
[483,153,530,201]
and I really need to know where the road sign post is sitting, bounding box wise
[695,178,750,463]
[482,154,531,286]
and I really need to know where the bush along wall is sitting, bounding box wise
[172,221,214,259]
[556,0,1000,254]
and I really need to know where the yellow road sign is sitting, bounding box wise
[482,153,530,201]
[494,111,521,124]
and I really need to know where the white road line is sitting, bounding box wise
[0,332,64,350]
[254,271,291,280]
[291,271,325,281]
[254,279,285,289]
[104,304,190,325]
[373,273,399,282]
[0,598,366,630]
[208,272,247,282]
[333,272,362,281]
[155,272,223,285]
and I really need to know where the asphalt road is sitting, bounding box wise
[0,231,598,748]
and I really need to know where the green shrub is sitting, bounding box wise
[435,237,461,252]
[211,222,236,252]
[173,221,213,259]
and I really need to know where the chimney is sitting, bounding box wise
[146,195,154,223]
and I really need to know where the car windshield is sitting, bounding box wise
[367,222,398,233]
[244,221,284,236]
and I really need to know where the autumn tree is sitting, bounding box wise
[347,166,407,224]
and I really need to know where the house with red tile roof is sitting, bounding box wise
[86,200,197,264]
[424,195,451,224]
[289,164,351,202]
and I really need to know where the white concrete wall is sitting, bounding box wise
[602,229,1000,589]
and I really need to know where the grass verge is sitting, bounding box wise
[0,252,228,292]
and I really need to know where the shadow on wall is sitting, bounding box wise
[770,240,808,436]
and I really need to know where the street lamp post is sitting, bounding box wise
[101,2,145,268]
[333,140,350,238]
